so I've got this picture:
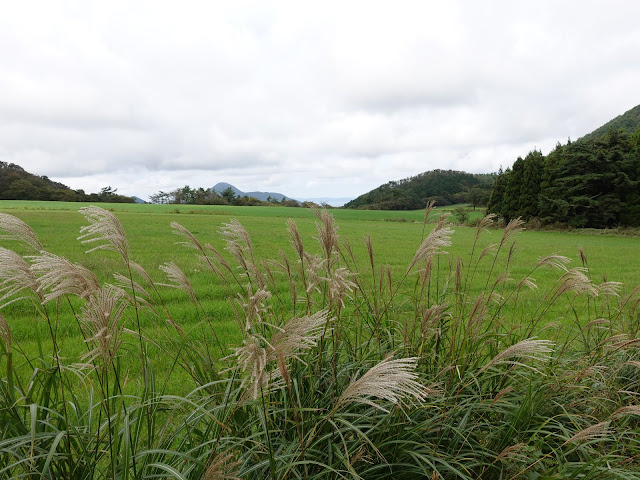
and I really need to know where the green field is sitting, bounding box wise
[2,200,639,348]
[2,200,640,478]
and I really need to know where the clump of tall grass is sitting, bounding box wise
[1,206,640,479]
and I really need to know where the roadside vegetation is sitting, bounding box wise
[1,203,640,478]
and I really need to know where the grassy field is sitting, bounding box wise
[1,200,639,347]
[2,200,640,478]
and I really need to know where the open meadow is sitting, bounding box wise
[1,200,640,479]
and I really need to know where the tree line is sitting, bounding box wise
[487,127,640,228]
[150,185,319,208]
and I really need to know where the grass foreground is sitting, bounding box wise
[1,202,640,479]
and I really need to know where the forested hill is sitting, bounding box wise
[0,162,135,203]
[487,105,640,228]
[580,104,640,143]
[344,170,496,210]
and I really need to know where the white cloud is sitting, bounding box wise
[1,0,639,203]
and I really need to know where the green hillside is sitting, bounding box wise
[580,104,640,142]
[0,161,135,203]
[345,169,496,210]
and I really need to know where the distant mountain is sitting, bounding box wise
[211,182,290,202]
[344,170,496,210]
[580,104,640,142]
[132,196,146,204]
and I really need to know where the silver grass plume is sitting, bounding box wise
[597,281,622,297]
[499,217,525,248]
[220,219,265,286]
[566,421,612,444]
[0,247,40,307]
[612,405,640,417]
[408,225,452,273]
[556,268,598,297]
[233,311,330,399]
[78,206,129,262]
[171,221,205,251]
[494,443,526,463]
[474,213,496,242]
[220,219,253,264]
[80,285,128,366]
[478,338,554,374]
[537,254,570,271]
[30,252,99,303]
[336,356,429,412]
[303,252,325,295]
[204,451,240,480]
[326,267,357,310]
[158,262,198,303]
[0,213,43,251]
[239,284,271,331]
[421,303,449,337]
[287,218,304,259]
[313,208,339,261]
[233,335,283,400]
[270,310,329,361]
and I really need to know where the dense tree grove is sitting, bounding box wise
[345,169,496,210]
[488,127,640,228]
[0,162,135,203]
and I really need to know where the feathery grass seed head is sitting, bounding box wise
[0,247,40,307]
[479,338,554,374]
[30,252,100,303]
[78,206,130,262]
[0,213,43,251]
[80,285,128,365]
[337,356,429,412]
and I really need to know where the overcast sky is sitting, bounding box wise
[1,1,639,203]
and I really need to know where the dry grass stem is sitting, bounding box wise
[0,312,11,350]
[337,356,428,412]
[78,206,130,262]
[0,212,43,251]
